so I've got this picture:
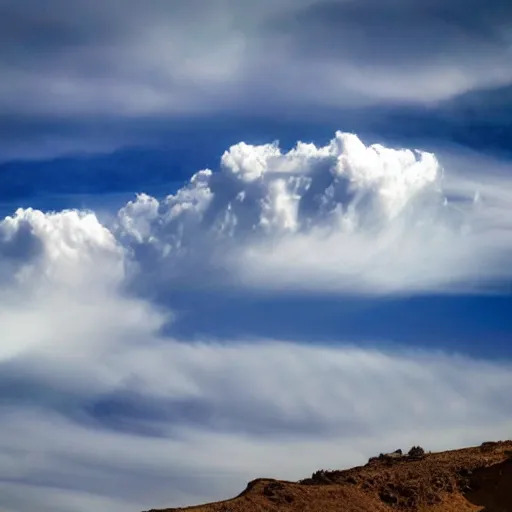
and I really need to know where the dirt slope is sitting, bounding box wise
[144,440,512,512]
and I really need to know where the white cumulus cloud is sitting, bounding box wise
[115,131,512,294]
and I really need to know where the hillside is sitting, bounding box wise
[144,440,512,512]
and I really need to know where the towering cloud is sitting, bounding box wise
[114,132,512,294]
[2,132,511,297]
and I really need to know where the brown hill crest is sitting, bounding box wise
[144,440,512,512]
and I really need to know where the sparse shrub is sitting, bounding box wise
[408,446,425,459]
[480,441,498,452]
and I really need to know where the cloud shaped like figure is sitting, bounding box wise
[1,132,512,511]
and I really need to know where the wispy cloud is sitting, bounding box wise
[2,0,512,157]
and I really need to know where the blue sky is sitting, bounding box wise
[1,1,512,511]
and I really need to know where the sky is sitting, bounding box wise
[1,1,512,511]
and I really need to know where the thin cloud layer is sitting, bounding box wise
[266,0,512,104]
[2,0,512,157]
[2,0,511,113]
[1,265,512,511]
[1,225,512,511]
